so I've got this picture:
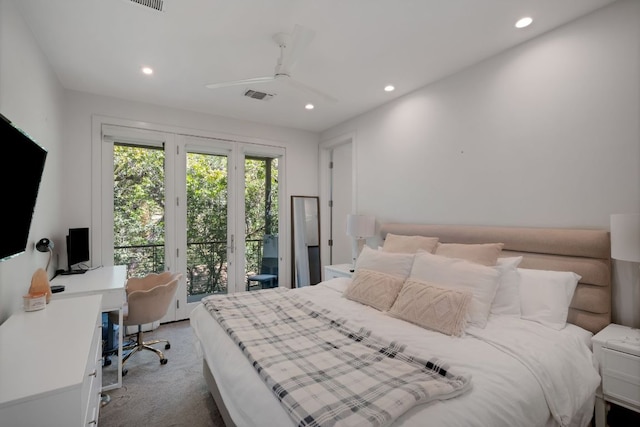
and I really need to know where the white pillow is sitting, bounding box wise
[518,268,581,330]
[490,257,523,317]
[409,251,501,328]
[354,245,414,278]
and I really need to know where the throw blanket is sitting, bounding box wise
[203,288,472,427]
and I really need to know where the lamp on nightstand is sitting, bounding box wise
[346,214,375,272]
[610,213,640,327]
[610,214,640,263]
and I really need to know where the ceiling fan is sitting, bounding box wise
[205,25,337,103]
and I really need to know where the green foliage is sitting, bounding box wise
[113,145,165,247]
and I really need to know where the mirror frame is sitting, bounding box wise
[290,195,321,287]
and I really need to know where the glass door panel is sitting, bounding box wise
[112,143,166,277]
[185,151,229,302]
[245,156,279,291]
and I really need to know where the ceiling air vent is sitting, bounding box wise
[129,0,164,12]
[244,90,275,101]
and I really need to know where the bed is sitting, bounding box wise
[190,223,611,427]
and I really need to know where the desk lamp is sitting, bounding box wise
[346,214,375,272]
[36,237,54,270]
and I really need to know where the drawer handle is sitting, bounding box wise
[88,420,97,425]
[88,369,97,377]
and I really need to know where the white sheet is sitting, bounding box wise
[190,278,599,427]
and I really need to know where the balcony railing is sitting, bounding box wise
[114,238,266,298]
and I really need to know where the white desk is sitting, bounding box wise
[51,265,127,390]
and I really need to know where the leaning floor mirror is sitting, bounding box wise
[291,196,321,287]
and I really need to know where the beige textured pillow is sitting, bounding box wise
[435,242,504,266]
[389,279,472,336]
[382,233,439,254]
[344,268,406,311]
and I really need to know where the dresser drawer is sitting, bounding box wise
[602,347,640,408]
[82,313,103,426]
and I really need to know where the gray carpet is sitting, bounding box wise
[99,320,225,427]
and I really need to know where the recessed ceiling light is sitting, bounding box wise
[515,17,533,29]
[384,85,395,92]
[305,103,314,110]
[141,67,154,75]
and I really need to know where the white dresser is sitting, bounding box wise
[0,295,103,427]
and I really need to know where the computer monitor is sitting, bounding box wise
[63,227,90,275]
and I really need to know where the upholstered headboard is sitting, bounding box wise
[379,223,611,334]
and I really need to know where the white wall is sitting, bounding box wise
[0,0,319,323]
[0,0,66,323]
[321,0,640,327]
[63,90,319,287]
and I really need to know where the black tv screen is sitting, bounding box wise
[0,114,47,262]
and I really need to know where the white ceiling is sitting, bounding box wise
[17,0,618,133]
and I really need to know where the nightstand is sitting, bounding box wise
[324,263,353,280]
[592,324,640,427]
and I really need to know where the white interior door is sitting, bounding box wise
[331,143,353,265]
[320,134,354,270]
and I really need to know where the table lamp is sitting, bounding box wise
[346,214,375,272]
[610,213,640,328]
[610,214,640,263]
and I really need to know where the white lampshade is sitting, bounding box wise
[610,213,640,262]
[346,214,376,239]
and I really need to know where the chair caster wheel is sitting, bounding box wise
[160,358,168,365]
[165,343,170,350]
[122,368,128,376]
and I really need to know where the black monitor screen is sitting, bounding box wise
[67,227,90,269]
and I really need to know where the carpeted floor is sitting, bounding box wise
[99,319,225,427]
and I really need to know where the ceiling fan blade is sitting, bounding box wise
[284,76,338,103]
[280,24,315,71]
[205,76,274,90]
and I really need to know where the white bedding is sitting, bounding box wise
[190,278,600,427]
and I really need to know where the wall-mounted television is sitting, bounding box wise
[0,114,48,262]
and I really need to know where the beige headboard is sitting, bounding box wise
[380,223,611,334]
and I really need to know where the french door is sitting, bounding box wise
[98,124,284,322]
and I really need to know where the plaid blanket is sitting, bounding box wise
[203,288,471,427]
